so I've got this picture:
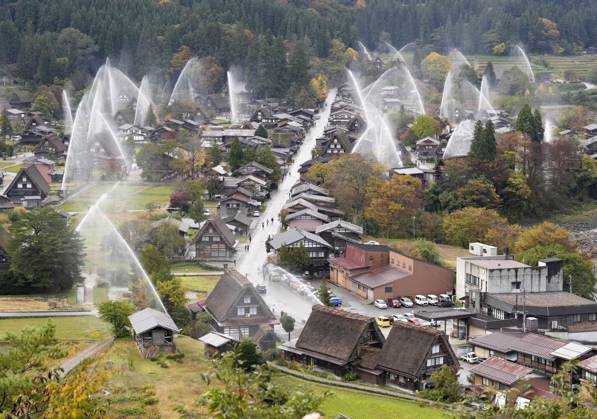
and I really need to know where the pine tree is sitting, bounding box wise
[484,61,497,86]
[533,109,544,142]
[255,124,268,138]
[483,120,496,160]
[228,138,244,171]
[469,120,485,160]
[0,109,12,136]
[516,104,536,140]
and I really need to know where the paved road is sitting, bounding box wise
[0,310,97,318]
[237,89,336,327]
[60,337,114,376]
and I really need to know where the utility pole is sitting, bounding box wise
[569,274,572,294]
[412,216,416,239]
[522,288,526,333]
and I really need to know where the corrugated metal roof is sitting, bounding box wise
[199,332,236,347]
[550,342,592,360]
[128,308,179,334]
[472,357,532,386]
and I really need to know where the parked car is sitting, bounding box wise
[251,210,261,217]
[376,316,391,328]
[391,299,401,308]
[391,314,408,323]
[460,352,480,364]
[329,296,343,307]
[414,295,429,306]
[438,299,454,307]
[407,317,431,327]
[403,312,415,319]
[255,284,267,294]
[399,296,414,307]
[427,294,439,305]
[374,299,388,309]
[203,208,211,216]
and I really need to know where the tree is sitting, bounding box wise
[454,177,501,209]
[319,281,332,307]
[228,138,244,171]
[277,245,309,272]
[181,179,208,224]
[141,244,171,279]
[280,312,295,341]
[514,222,576,256]
[157,279,190,327]
[365,175,423,237]
[170,45,192,74]
[233,340,264,372]
[310,74,328,102]
[516,104,541,142]
[99,301,135,337]
[31,93,60,118]
[517,244,595,298]
[0,109,12,136]
[442,207,512,248]
[170,191,190,211]
[201,352,326,417]
[418,365,462,403]
[409,240,441,265]
[469,120,487,161]
[255,124,268,138]
[9,208,84,292]
[411,115,439,139]
[148,223,186,259]
[421,52,451,88]
[483,61,497,86]
[469,120,496,161]
[207,145,223,166]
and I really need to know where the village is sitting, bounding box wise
[1,4,597,416]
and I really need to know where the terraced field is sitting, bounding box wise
[470,54,597,79]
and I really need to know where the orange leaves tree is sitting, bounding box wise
[365,175,423,238]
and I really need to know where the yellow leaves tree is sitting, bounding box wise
[365,175,423,238]
[442,207,512,248]
[513,222,575,257]
[345,47,359,62]
[309,73,328,102]
[420,52,450,88]
[492,43,507,56]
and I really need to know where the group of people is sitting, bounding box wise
[261,218,275,229]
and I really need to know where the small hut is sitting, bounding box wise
[129,308,179,358]
[199,331,238,357]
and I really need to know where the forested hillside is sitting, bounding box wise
[0,0,596,91]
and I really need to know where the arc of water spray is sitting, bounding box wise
[515,45,535,84]
[76,185,167,313]
[357,41,372,61]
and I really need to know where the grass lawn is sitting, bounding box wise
[4,163,22,173]
[0,288,78,311]
[371,237,469,269]
[0,316,111,341]
[100,337,210,417]
[469,54,597,78]
[171,261,220,273]
[274,375,448,419]
[177,275,220,295]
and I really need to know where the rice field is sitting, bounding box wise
[470,54,597,78]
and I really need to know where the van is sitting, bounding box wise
[376,316,391,328]
[427,294,439,305]
[414,295,429,306]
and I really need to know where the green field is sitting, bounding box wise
[470,54,597,78]
[177,275,220,295]
[274,375,448,419]
[0,316,111,341]
[58,182,175,213]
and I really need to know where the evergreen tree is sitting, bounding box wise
[483,120,496,160]
[255,124,268,138]
[0,109,12,136]
[483,61,497,86]
[318,281,332,306]
[288,41,309,88]
[516,104,537,140]
[469,120,485,160]
[228,138,244,171]
[533,108,544,142]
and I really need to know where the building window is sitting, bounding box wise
[240,327,250,337]
[249,306,257,315]
[237,307,245,316]
[201,236,209,242]
[432,344,440,354]
[482,377,490,386]
[511,281,521,291]
[244,296,251,304]
[384,287,392,293]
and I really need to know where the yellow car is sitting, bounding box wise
[376,316,391,328]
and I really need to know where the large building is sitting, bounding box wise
[329,243,454,302]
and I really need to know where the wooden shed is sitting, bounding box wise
[129,308,179,358]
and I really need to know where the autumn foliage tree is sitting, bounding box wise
[442,207,514,248]
[365,175,423,238]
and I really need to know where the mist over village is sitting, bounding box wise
[0,1,597,417]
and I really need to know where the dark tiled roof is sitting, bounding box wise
[193,217,236,248]
[296,305,381,364]
[377,322,456,377]
[579,354,597,374]
[470,332,566,360]
[6,164,51,197]
[486,292,597,316]
[471,357,532,386]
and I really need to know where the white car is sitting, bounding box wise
[403,312,415,319]
[252,210,261,217]
[399,296,414,307]
[460,352,481,364]
[374,299,388,309]
[427,294,439,305]
[415,295,429,306]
